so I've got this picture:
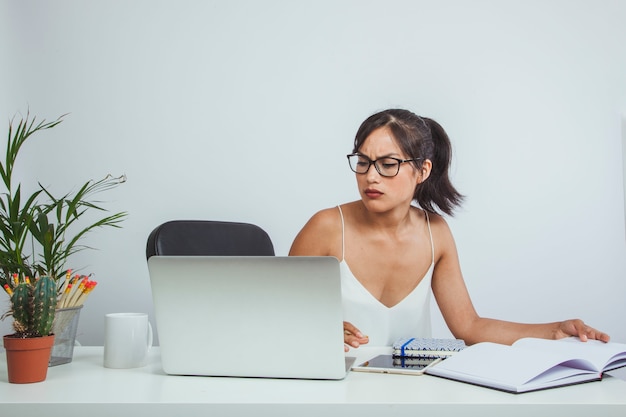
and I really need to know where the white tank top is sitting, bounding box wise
[338,205,434,346]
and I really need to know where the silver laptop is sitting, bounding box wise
[148,256,354,379]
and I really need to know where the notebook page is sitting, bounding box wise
[513,338,626,371]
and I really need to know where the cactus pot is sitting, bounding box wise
[3,334,55,383]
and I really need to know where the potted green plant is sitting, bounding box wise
[0,112,127,381]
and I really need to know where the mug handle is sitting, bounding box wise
[146,321,154,352]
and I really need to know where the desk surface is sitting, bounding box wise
[2,346,625,417]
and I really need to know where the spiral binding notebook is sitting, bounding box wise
[393,337,467,358]
[148,256,354,380]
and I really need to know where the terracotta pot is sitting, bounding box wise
[3,334,55,383]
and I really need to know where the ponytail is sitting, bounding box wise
[414,118,463,216]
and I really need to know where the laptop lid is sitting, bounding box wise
[148,256,352,379]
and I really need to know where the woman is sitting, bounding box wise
[289,108,609,350]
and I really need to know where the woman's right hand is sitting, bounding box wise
[343,321,369,351]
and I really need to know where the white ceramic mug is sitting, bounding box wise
[103,313,153,369]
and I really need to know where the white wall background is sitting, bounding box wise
[1,0,625,345]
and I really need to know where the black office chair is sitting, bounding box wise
[145,220,275,259]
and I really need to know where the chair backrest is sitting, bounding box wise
[146,220,275,259]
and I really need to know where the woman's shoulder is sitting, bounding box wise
[426,210,444,226]
[412,206,454,240]
[416,208,457,260]
[306,202,361,225]
[289,204,348,256]
[305,206,342,230]
[414,207,448,228]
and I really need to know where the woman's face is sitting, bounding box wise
[355,127,423,213]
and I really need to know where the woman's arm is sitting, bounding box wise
[430,217,610,345]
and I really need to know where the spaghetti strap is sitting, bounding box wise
[424,210,435,264]
[337,205,345,261]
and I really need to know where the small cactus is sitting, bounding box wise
[9,276,57,338]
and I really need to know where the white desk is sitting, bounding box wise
[1,347,625,417]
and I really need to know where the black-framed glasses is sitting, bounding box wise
[346,154,422,178]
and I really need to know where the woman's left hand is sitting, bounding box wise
[555,319,610,342]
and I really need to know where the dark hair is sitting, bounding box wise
[352,109,464,216]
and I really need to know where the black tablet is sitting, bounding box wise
[351,354,442,375]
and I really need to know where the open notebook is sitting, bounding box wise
[425,337,626,393]
[148,256,354,379]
